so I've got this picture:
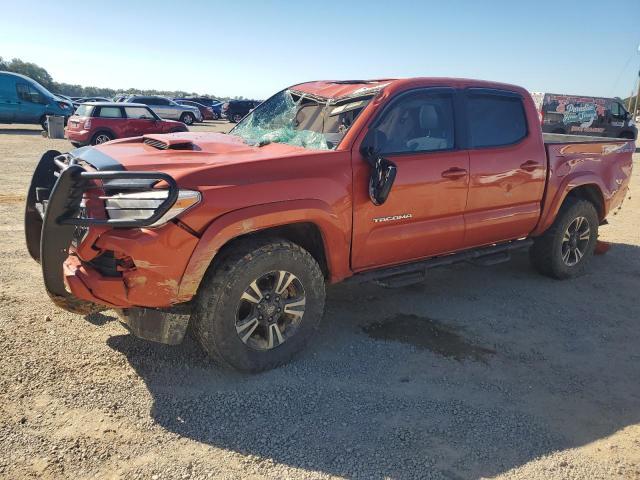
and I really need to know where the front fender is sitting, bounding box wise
[177,199,352,301]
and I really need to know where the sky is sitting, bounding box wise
[1,0,639,100]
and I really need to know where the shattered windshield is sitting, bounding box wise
[230,89,372,150]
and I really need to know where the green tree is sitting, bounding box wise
[0,57,54,89]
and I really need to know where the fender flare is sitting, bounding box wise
[177,199,352,301]
[533,172,607,236]
[92,127,117,139]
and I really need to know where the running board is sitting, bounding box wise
[346,239,533,288]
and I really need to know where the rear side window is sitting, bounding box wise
[124,107,155,119]
[97,107,123,118]
[75,105,94,117]
[467,91,527,148]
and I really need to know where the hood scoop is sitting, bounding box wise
[143,134,195,151]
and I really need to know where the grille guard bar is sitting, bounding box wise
[24,149,179,313]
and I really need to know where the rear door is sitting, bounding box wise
[351,87,470,270]
[462,88,546,247]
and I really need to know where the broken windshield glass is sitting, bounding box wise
[230,89,372,150]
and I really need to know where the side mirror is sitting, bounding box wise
[364,147,397,206]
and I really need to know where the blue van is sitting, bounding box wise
[0,71,74,129]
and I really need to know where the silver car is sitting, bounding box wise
[123,95,202,125]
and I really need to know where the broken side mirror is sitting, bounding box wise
[364,146,397,206]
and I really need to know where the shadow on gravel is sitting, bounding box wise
[109,243,640,479]
[85,312,117,326]
[0,128,42,135]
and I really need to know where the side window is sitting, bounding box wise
[609,102,624,118]
[135,97,151,105]
[467,91,527,148]
[373,91,455,154]
[97,107,123,118]
[16,83,46,104]
[154,98,169,106]
[124,107,154,119]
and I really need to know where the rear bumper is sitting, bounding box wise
[25,150,198,343]
[65,128,91,144]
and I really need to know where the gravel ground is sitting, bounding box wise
[0,123,639,479]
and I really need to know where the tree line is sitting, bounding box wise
[0,57,242,101]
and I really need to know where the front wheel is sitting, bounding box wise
[180,112,195,125]
[232,113,243,123]
[530,198,599,279]
[211,111,220,120]
[192,238,326,372]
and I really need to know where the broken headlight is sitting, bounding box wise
[104,190,200,227]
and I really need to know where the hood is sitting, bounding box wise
[75,132,313,178]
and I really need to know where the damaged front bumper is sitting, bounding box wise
[24,149,196,344]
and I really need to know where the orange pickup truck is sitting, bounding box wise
[25,78,634,372]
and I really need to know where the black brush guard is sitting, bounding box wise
[25,150,179,313]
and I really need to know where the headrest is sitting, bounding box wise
[420,105,439,129]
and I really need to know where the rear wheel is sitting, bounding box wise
[180,112,195,125]
[530,198,599,279]
[211,111,219,120]
[192,238,326,372]
[91,131,114,145]
[232,113,243,123]
[40,116,48,131]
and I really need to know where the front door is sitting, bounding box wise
[462,88,546,247]
[351,88,469,270]
[15,82,46,123]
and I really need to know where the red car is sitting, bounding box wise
[65,102,188,147]
[174,100,215,120]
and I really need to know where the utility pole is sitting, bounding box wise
[635,69,640,118]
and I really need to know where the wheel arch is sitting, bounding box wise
[177,200,352,302]
[91,128,116,141]
[533,174,607,236]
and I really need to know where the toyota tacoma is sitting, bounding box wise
[25,78,634,372]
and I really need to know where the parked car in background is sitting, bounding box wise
[64,102,188,146]
[175,99,214,120]
[0,71,74,129]
[122,95,202,125]
[222,99,259,122]
[174,97,222,120]
[532,92,637,139]
[26,78,634,372]
[77,96,111,103]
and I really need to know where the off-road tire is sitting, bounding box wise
[192,238,326,372]
[180,112,195,125]
[530,198,599,279]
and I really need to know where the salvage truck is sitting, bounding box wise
[25,78,634,372]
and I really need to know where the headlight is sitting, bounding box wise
[105,189,200,227]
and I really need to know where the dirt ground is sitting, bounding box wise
[0,123,639,480]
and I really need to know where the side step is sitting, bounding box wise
[346,239,533,288]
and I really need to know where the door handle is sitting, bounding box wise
[441,167,468,180]
[520,160,540,172]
